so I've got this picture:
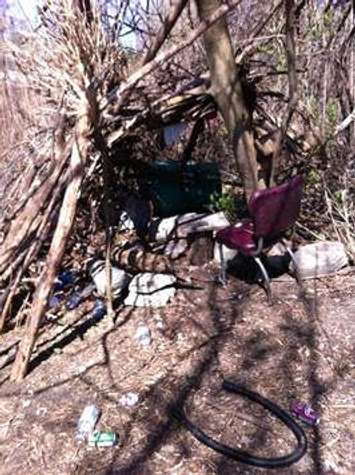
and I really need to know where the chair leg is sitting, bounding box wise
[217,243,227,286]
[280,239,302,288]
[254,256,273,305]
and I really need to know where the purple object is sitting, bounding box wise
[64,285,95,311]
[249,175,304,239]
[290,400,319,426]
[216,176,304,253]
[215,176,304,303]
[54,270,75,291]
[216,220,256,256]
[66,292,82,310]
[48,295,63,309]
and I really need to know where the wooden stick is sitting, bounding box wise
[0,171,68,333]
[93,131,114,318]
[0,139,72,275]
[269,0,298,186]
[142,0,189,64]
[10,139,85,381]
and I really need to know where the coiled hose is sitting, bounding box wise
[171,380,307,469]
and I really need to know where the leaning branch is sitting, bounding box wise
[10,138,85,381]
[336,107,355,134]
[142,0,189,64]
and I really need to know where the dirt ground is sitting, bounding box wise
[0,263,354,475]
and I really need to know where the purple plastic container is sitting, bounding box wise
[290,400,319,426]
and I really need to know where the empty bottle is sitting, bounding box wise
[92,299,106,319]
[135,324,151,346]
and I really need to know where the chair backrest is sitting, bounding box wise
[248,175,304,239]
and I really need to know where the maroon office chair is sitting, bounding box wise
[216,175,304,303]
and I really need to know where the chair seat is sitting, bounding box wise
[216,220,257,255]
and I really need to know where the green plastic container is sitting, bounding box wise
[142,161,221,218]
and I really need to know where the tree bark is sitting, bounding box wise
[195,0,261,200]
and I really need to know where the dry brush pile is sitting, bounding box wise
[0,0,354,381]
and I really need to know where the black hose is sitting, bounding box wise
[171,380,307,469]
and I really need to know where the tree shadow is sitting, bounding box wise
[0,245,332,475]
[99,278,242,474]
[105,274,326,475]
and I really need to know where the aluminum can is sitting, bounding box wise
[88,431,117,447]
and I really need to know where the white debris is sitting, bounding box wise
[155,317,166,331]
[267,242,289,256]
[290,241,349,279]
[213,242,238,264]
[90,260,131,297]
[124,273,176,307]
[118,211,135,231]
[154,239,189,259]
[120,392,139,407]
[150,212,229,242]
[135,324,152,346]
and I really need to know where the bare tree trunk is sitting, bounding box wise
[269,0,297,186]
[195,0,260,200]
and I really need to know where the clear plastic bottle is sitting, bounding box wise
[76,404,100,441]
[135,324,151,346]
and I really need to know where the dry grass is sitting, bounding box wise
[0,0,128,169]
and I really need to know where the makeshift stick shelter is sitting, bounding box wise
[0,0,354,381]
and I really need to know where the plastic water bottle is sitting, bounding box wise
[76,405,100,441]
[135,324,151,346]
[92,299,106,319]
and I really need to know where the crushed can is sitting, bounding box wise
[290,400,319,426]
[88,431,117,447]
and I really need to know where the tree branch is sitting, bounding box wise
[142,0,189,64]
[101,0,243,111]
